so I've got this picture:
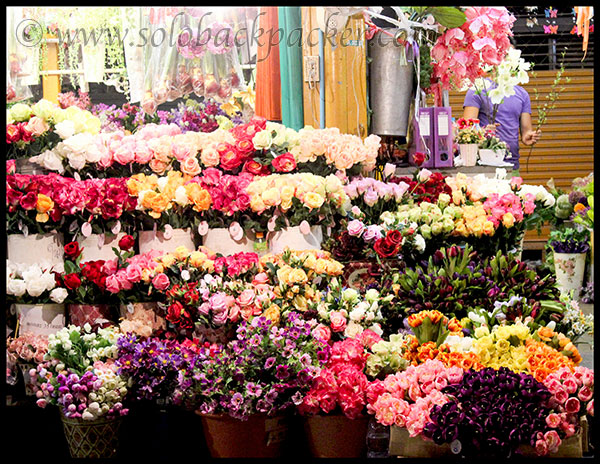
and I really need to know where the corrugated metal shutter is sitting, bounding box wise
[444,68,594,247]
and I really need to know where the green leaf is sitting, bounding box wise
[64,260,79,275]
[429,7,467,28]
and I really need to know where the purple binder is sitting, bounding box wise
[433,107,454,168]
[408,107,434,168]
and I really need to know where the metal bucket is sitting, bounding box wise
[368,29,414,136]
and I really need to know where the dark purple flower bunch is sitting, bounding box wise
[422,367,553,458]
[173,312,331,420]
[115,333,198,402]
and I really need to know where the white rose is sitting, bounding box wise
[85,143,103,163]
[252,130,273,150]
[413,234,426,253]
[63,133,92,155]
[174,186,189,206]
[67,151,87,171]
[50,287,68,304]
[54,120,76,139]
[343,321,364,339]
[26,278,48,297]
[21,266,43,283]
[35,149,65,172]
[42,272,57,291]
[349,305,366,322]
[7,279,27,297]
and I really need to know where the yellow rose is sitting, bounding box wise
[474,326,490,338]
[325,260,344,276]
[502,212,515,228]
[153,264,165,274]
[36,194,54,214]
[173,246,190,261]
[276,266,293,285]
[495,339,510,353]
[476,335,493,350]
[314,259,329,275]
[469,220,484,237]
[288,268,308,285]
[189,251,208,268]
[262,187,281,207]
[494,326,511,340]
[263,304,281,324]
[304,192,325,209]
[292,295,308,311]
[160,254,177,267]
[512,324,530,341]
[482,220,496,236]
[280,185,295,203]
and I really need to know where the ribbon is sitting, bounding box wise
[575,7,593,60]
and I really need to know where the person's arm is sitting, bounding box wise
[520,112,541,146]
[463,106,480,120]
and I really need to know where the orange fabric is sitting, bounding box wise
[576,7,593,59]
[254,7,282,121]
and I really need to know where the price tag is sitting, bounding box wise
[81,222,92,237]
[111,221,122,235]
[437,113,449,136]
[419,114,431,137]
[198,221,209,236]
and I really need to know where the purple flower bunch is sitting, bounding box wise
[174,312,330,420]
[422,367,553,458]
[115,334,197,402]
[32,361,129,421]
[168,99,232,133]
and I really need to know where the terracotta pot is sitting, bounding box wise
[303,414,369,458]
[198,413,289,458]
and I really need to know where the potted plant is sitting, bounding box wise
[454,118,484,166]
[31,324,129,458]
[549,228,590,298]
[298,336,380,458]
[173,312,329,458]
[478,129,509,165]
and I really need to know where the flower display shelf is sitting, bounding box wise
[138,228,196,254]
[389,425,453,458]
[268,226,323,255]
[202,227,256,255]
[77,233,126,263]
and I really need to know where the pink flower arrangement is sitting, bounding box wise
[195,168,253,217]
[537,365,594,455]
[431,7,516,91]
[366,359,463,438]
[6,332,49,364]
[298,338,373,419]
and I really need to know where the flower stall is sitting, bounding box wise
[4,5,594,461]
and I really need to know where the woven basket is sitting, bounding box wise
[60,413,122,458]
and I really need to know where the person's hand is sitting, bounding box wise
[484,123,500,132]
[522,129,541,146]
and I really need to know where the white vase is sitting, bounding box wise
[138,228,196,254]
[7,233,64,273]
[554,252,587,298]
[478,148,505,164]
[268,226,323,255]
[77,233,126,263]
[459,144,478,166]
[202,228,256,256]
[14,303,65,336]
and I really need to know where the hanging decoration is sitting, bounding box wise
[574,7,594,59]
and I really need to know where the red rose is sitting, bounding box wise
[373,237,399,259]
[6,124,20,144]
[166,301,184,324]
[19,191,38,210]
[7,188,23,206]
[271,153,297,173]
[18,123,33,143]
[63,273,82,290]
[118,234,135,251]
[219,145,244,171]
[413,152,426,166]
[386,230,403,246]
[235,138,255,156]
[242,160,265,175]
[64,241,82,259]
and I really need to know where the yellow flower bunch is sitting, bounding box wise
[471,323,531,372]
[127,171,211,219]
[150,246,215,276]
[453,202,496,238]
[246,173,347,215]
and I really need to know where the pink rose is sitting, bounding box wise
[198,302,211,315]
[213,308,228,325]
[545,413,561,428]
[347,219,365,237]
[236,288,255,307]
[311,324,331,343]
[252,272,269,286]
[26,116,49,136]
[560,421,576,437]
[209,293,227,312]
[180,157,201,176]
[152,272,170,291]
[200,147,220,167]
[510,176,523,189]
[544,430,561,454]
[586,399,593,417]
[535,439,548,456]
[228,304,241,322]
[329,311,347,333]
[134,141,153,164]
[113,145,135,165]
[149,159,169,174]
[115,269,133,291]
[125,263,143,283]
[172,141,195,161]
[565,397,581,414]
[105,274,121,293]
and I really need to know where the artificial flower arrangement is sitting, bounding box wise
[258,249,345,317]
[245,172,348,232]
[116,334,199,403]
[251,123,381,176]
[31,324,129,421]
[6,260,68,305]
[313,279,387,342]
[298,336,381,420]
[6,173,138,236]
[173,312,330,421]
[6,332,49,367]
[6,99,101,159]
[453,118,485,145]
[380,245,561,334]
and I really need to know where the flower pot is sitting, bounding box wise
[389,425,452,457]
[269,225,323,255]
[119,302,166,337]
[458,144,478,167]
[15,303,65,337]
[478,148,505,165]
[303,414,369,458]
[138,228,196,255]
[202,227,256,255]
[60,413,123,459]
[77,232,126,263]
[7,232,64,272]
[68,304,114,329]
[198,413,289,458]
[19,362,36,396]
[554,252,587,298]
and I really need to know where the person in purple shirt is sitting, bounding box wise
[463,83,541,170]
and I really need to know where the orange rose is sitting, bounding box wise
[185,183,212,212]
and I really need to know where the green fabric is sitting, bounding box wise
[278,7,304,130]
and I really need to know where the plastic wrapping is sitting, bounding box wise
[141,8,245,114]
[6,7,36,102]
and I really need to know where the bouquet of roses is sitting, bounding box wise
[6,332,49,366]
[298,337,378,419]
[32,324,129,421]
[389,169,453,205]
[314,279,387,341]
[173,312,330,420]
[245,172,348,232]
[6,260,68,305]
